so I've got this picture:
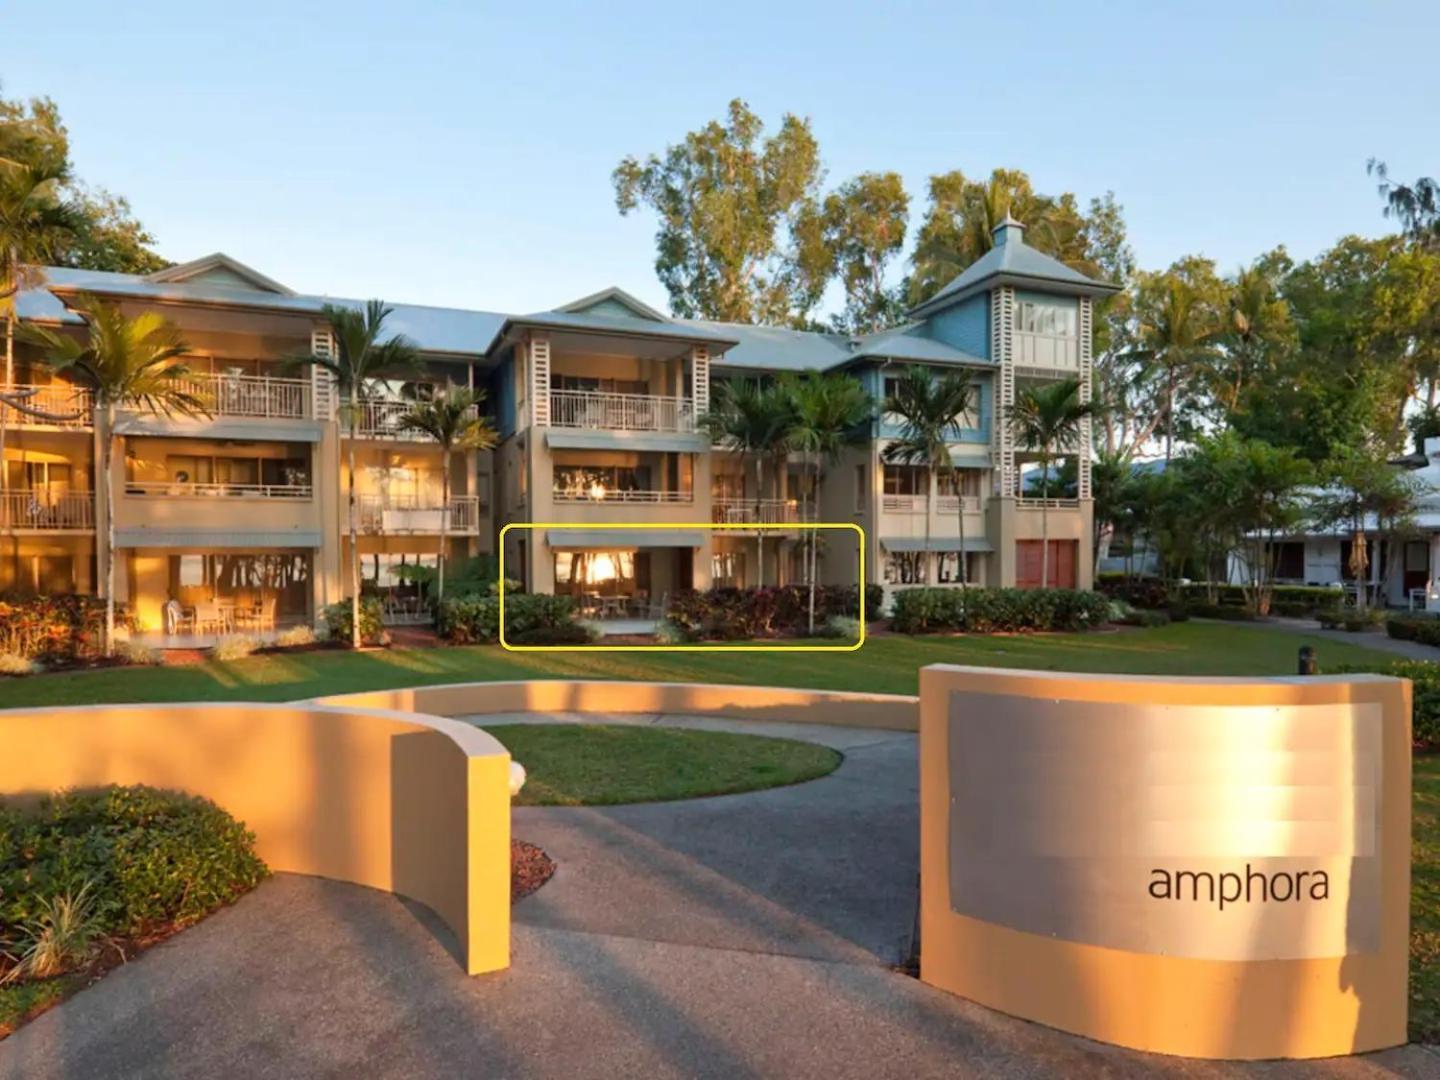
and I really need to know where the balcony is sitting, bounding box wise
[713,498,813,526]
[554,488,692,505]
[357,494,481,534]
[0,490,94,531]
[124,481,313,500]
[550,390,694,433]
[177,372,312,420]
[1014,331,1079,372]
[882,495,982,514]
[1016,497,1081,510]
[352,399,479,440]
[0,383,93,428]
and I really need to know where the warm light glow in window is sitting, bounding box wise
[588,554,618,583]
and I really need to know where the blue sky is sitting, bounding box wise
[4,1,1437,318]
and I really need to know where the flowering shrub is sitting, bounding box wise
[438,593,579,644]
[667,585,882,641]
[889,587,1112,634]
[0,595,115,662]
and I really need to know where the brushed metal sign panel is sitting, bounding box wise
[947,693,1381,961]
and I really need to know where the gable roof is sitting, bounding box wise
[909,215,1120,319]
[146,252,295,295]
[683,319,988,372]
[554,286,667,322]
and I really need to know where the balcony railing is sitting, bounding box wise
[1014,331,1080,371]
[549,390,694,433]
[883,495,982,513]
[124,481,313,499]
[0,490,94,530]
[357,494,481,533]
[176,372,312,420]
[713,498,813,525]
[553,488,693,504]
[0,383,93,428]
[352,399,479,440]
[1016,497,1081,510]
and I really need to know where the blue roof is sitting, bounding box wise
[851,324,988,366]
[684,320,852,372]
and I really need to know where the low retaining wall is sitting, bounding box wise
[311,680,919,731]
[0,702,512,975]
[919,665,1412,1059]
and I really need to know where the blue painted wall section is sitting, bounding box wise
[492,354,517,439]
[868,362,993,444]
[922,294,989,358]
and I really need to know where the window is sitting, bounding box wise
[883,464,927,496]
[158,453,309,494]
[936,551,977,584]
[854,465,866,512]
[712,473,745,501]
[883,550,928,584]
[551,375,648,395]
[1015,299,1077,336]
[554,551,644,596]
[553,464,657,499]
[712,551,745,588]
[168,553,312,616]
[936,469,982,497]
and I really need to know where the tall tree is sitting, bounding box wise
[288,301,423,647]
[1369,159,1440,250]
[1310,446,1419,612]
[818,171,909,334]
[702,378,796,587]
[1130,260,1223,458]
[21,296,205,654]
[1008,378,1100,588]
[1208,256,1295,417]
[613,99,830,326]
[789,371,873,631]
[397,387,498,607]
[883,367,980,591]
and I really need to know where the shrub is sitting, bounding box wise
[212,635,260,661]
[437,596,500,644]
[0,786,268,959]
[500,593,578,638]
[653,620,692,645]
[822,615,862,640]
[1319,607,1383,631]
[0,594,115,662]
[0,652,40,676]
[1332,660,1440,749]
[1096,576,1170,610]
[1387,616,1440,648]
[888,587,1111,634]
[1121,608,1171,628]
[322,598,386,646]
[1187,603,1259,622]
[1175,583,1345,615]
[273,624,316,648]
[438,593,583,644]
[3,883,103,983]
[118,640,162,666]
[668,584,880,641]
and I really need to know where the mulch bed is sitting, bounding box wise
[512,840,555,901]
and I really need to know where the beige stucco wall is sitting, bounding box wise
[0,701,512,976]
[918,665,1411,1059]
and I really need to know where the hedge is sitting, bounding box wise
[321,598,386,646]
[667,584,882,641]
[1387,616,1440,648]
[0,785,268,951]
[889,587,1111,634]
[0,595,115,662]
[1176,583,1346,613]
[1096,576,1170,610]
[1332,660,1440,749]
[438,593,581,645]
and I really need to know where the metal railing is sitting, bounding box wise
[0,490,94,530]
[0,383,94,428]
[883,494,981,513]
[124,481,313,499]
[352,399,479,440]
[712,498,813,525]
[549,390,694,433]
[553,488,693,504]
[357,494,481,533]
[177,372,312,419]
[1015,497,1081,509]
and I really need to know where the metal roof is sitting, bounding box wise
[682,320,853,372]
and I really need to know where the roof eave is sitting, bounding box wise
[908,271,1122,320]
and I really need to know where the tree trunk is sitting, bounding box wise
[807,454,819,635]
[1165,368,1176,461]
[1039,450,1051,588]
[101,403,116,657]
[438,447,449,610]
[348,385,361,649]
[754,455,765,588]
[1,314,12,498]
[925,465,934,586]
[954,465,968,595]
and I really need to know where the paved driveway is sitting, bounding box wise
[1,714,1434,1079]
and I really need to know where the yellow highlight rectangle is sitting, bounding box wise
[498,521,866,652]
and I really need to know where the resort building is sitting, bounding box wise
[4,218,1117,634]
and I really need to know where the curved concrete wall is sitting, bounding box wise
[919,666,1411,1059]
[0,702,512,976]
[312,680,918,731]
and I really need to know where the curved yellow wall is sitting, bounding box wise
[0,702,511,976]
[919,666,1411,1059]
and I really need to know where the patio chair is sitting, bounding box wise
[252,596,278,632]
[647,591,670,619]
[163,599,195,637]
[193,599,227,635]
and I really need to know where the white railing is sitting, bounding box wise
[0,490,94,530]
[883,495,982,514]
[553,488,693,504]
[176,372,312,420]
[124,481,313,499]
[549,390,694,433]
[712,498,813,525]
[1016,497,1081,509]
[352,399,479,440]
[1014,331,1080,371]
[357,494,480,533]
[0,383,93,427]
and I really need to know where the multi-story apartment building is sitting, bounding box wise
[5,218,1116,634]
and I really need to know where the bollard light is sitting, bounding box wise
[1298,645,1317,676]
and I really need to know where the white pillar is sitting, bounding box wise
[1428,533,1440,611]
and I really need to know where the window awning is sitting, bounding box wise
[115,529,322,549]
[950,445,992,466]
[545,430,709,454]
[881,536,994,553]
[544,528,705,550]
[114,414,324,444]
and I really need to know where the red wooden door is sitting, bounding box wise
[1015,540,1078,589]
[1016,541,1043,588]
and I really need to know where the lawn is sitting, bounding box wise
[1413,755,1440,1042]
[0,623,1402,709]
[489,724,841,805]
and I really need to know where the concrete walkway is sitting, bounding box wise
[1221,616,1440,662]
[2,715,1436,1078]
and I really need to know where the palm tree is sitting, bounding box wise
[789,372,873,632]
[1009,378,1100,589]
[397,387,498,607]
[287,301,422,648]
[1133,274,1217,459]
[883,367,979,591]
[702,379,794,588]
[21,296,205,654]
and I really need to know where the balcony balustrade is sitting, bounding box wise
[175,372,312,420]
[124,481,313,499]
[0,490,94,530]
[883,494,982,514]
[357,494,481,533]
[549,390,694,433]
[0,383,93,428]
[712,498,813,525]
[352,399,479,440]
[553,488,692,504]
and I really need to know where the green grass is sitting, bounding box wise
[488,724,841,805]
[0,623,1402,709]
[1413,756,1440,1042]
[0,975,80,1038]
